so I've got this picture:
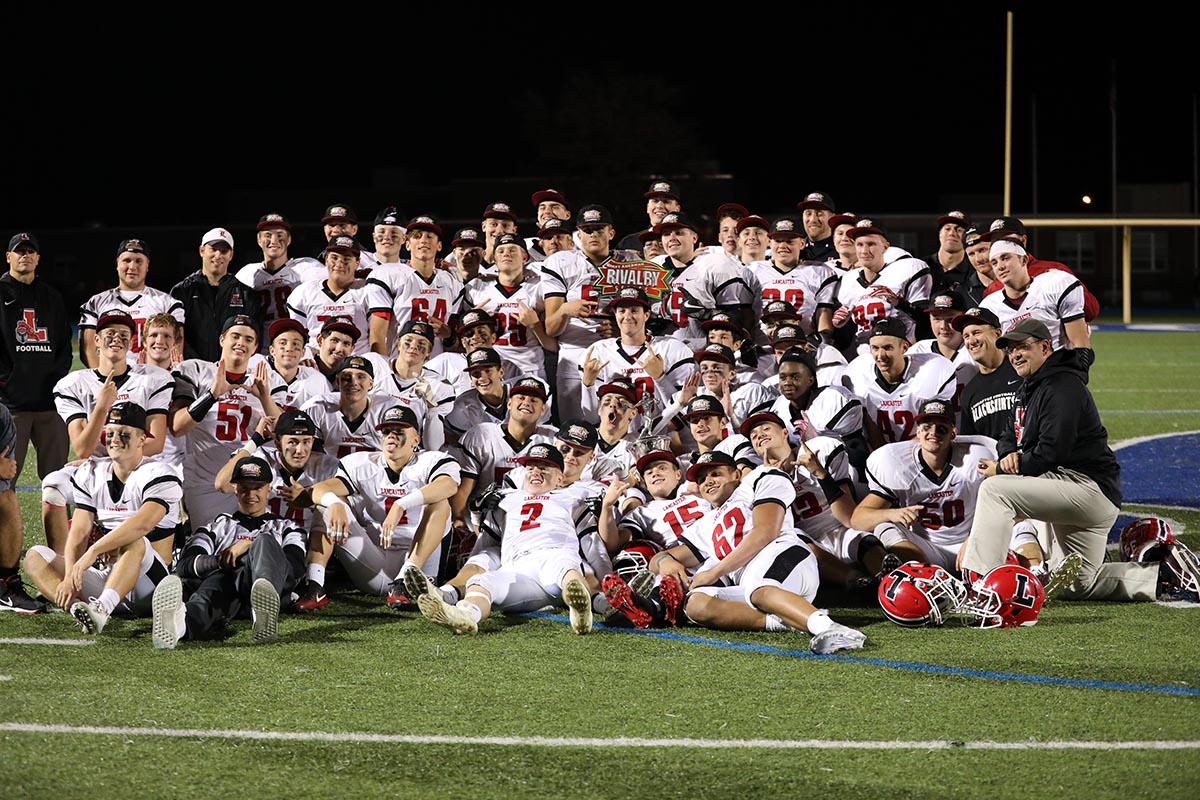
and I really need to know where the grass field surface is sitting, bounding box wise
[2,329,1198,798]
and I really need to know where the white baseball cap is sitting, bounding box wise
[201,227,234,248]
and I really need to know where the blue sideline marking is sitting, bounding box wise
[1115,432,1200,508]
[527,612,1200,697]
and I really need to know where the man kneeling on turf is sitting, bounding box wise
[404,443,596,636]
[647,450,866,654]
[151,456,305,648]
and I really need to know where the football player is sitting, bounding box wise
[151,455,306,648]
[745,217,839,339]
[287,236,373,356]
[979,239,1090,352]
[299,355,391,459]
[234,213,326,345]
[24,403,181,633]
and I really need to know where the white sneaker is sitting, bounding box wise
[417,593,478,635]
[563,578,593,635]
[70,598,109,635]
[250,578,280,644]
[810,622,866,655]
[401,562,437,602]
[152,575,186,650]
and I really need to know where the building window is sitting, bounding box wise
[1055,231,1095,274]
[1131,231,1169,274]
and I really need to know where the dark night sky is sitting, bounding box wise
[4,6,1197,235]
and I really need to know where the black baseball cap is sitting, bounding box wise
[738,410,788,437]
[374,206,404,227]
[914,399,955,425]
[610,287,652,310]
[598,378,638,404]
[962,227,986,249]
[116,238,150,257]
[322,204,357,224]
[376,405,419,430]
[980,216,1027,243]
[275,409,318,437]
[683,396,726,420]
[936,210,971,229]
[398,320,436,346]
[716,202,749,220]
[537,218,573,238]
[576,204,615,228]
[701,312,743,335]
[796,191,836,212]
[951,306,1002,332]
[451,227,484,248]
[926,292,968,314]
[104,401,151,434]
[510,376,549,401]
[320,315,362,341]
[222,314,258,334]
[996,318,1052,348]
[231,455,273,485]
[257,213,291,231]
[457,309,498,335]
[406,215,442,236]
[768,217,804,239]
[771,324,807,345]
[494,233,527,251]
[482,202,517,222]
[336,355,374,378]
[7,232,39,252]
[847,218,888,240]
[557,418,599,450]
[869,317,910,341]
[685,450,737,483]
[325,235,361,255]
[694,343,737,366]
[96,309,137,333]
[654,211,698,234]
[644,180,679,201]
[762,300,800,321]
[779,347,818,376]
[466,347,502,372]
[518,442,565,470]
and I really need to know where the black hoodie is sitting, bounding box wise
[998,348,1121,507]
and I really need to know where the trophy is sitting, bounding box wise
[629,387,671,462]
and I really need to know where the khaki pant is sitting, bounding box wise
[961,469,1157,602]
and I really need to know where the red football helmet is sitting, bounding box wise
[613,540,662,581]
[961,550,1030,585]
[1119,517,1175,562]
[961,565,1045,628]
[878,562,969,627]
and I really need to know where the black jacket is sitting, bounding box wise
[998,349,1121,507]
[169,270,262,362]
[0,274,73,411]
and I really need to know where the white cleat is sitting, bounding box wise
[401,562,438,603]
[1040,552,1083,604]
[152,575,186,650]
[417,594,478,635]
[70,599,109,635]
[563,578,593,635]
[810,622,867,655]
[250,578,280,644]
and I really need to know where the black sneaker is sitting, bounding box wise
[0,575,47,614]
[292,580,329,613]
[386,580,417,611]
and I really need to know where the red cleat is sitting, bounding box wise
[602,573,653,629]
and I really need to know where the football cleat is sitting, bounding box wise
[810,622,867,655]
[292,581,328,613]
[0,574,47,614]
[417,594,478,635]
[250,578,280,644]
[627,569,656,600]
[400,563,438,604]
[152,575,186,650]
[1038,552,1082,604]
[562,577,593,635]
[70,598,109,634]
[385,579,418,611]
[601,573,653,630]
[657,574,685,627]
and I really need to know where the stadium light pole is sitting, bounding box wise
[1003,11,1013,215]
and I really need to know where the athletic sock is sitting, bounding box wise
[307,564,326,586]
[764,613,790,632]
[97,589,120,615]
[806,609,834,636]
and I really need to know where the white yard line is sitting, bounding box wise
[0,722,1196,751]
[0,638,95,646]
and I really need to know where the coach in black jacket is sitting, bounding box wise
[959,319,1157,601]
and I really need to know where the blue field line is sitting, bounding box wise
[527,612,1200,697]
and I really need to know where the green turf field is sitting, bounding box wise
[2,329,1198,799]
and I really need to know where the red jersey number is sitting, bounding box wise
[875,409,916,444]
[214,403,252,442]
[663,500,704,538]
[711,506,748,559]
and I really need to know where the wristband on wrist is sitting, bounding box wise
[818,475,842,503]
[187,391,216,422]
[394,489,425,512]
[250,431,268,447]
[317,491,346,510]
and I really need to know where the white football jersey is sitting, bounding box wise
[236,258,327,336]
[785,435,853,545]
[746,260,840,335]
[298,393,393,459]
[590,437,639,484]
[264,363,323,412]
[286,277,373,356]
[253,444,340,535]
[580,336,696,423]
[541,249,638,349]
[444,387,510,439]
[366,263,463,357]
[838,352,957,444]
[463,272,548,380]
[186,511,306,557]
[366,364,456,452]
[70,457,183,542]
[766,384,864,442]
[654,251,755,344]
[482,481,597,565]
[451,422,557,490]
[907,340,979,423]
[680,466,800,583]
[79,287,185,365]
[335,449,461,547]
[618,491,712,549]
[980,269,1084,351]
[836,255,933,346]
[54,364,174,426]
[676,434,762,475]
[865,435,998,547]
[173,360,275,482]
